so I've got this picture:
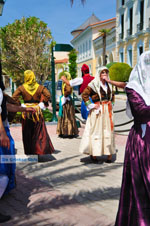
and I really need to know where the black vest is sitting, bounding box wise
[1,94,7,121]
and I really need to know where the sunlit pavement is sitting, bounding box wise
[0,95,129,226]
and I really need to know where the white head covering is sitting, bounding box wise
[126,50,150,105]
[126,50,150,137]
[88,66,110,99]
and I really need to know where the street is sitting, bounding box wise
[0,96,131,226]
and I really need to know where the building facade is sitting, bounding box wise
[116,0,150,67]
[71,14,116,77]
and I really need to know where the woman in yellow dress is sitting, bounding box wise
[57,71,78,138]
[12,70,55,156]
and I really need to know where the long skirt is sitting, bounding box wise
[57,101,78,137]
[0,127,16,195]
[22,116,54,155]
[79,101,115,156]
[115,124,150,226]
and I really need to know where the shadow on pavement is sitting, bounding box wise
[0,170,116,226]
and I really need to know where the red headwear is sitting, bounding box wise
[81,64,89,74]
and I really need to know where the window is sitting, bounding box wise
[86,41,88,57]
[120,14,124,39]
[89,40,91,56]
[140,0,144,25]
[120,52,124,62]
[137,0,144,32]
[129,8,133,35]
[121,0,125,6]
[139,46,143,55]
[80,45,82,60]
[83,43,85,58]
[128,48,132,66]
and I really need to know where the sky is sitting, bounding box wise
[0,0,116,44]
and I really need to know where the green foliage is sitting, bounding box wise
[99,29,111,35]
[68,49,77,79]
[10,112,22,124]
[42,109,53,122]
[0,16,53,86]
[106,62,117,69]
[109,62,132,82]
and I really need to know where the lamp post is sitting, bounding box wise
[0,0,5,16]
[51,45,57,122]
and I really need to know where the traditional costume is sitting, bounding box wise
[69,64,94,120]
[57,72,78,137]
[79,66,115,157]
[0,89,16,197]
[115,51,150,225]
[12,70,54,155]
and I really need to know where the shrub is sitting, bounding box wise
[109,62,132,82]
[106,62,117,69]
[42,109,53,122]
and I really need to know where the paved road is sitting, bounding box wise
[0,95,130,226]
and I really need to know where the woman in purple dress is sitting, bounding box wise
[115,51,150,226]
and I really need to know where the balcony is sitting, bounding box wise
[137,22,143,32]
[127,28,132,36]
[119,33,124,40]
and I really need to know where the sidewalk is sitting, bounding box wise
[0,124,128,226]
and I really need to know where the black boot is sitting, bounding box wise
[0,213,11,223]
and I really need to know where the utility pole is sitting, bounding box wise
[51,45,57,122]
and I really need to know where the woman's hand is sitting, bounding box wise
[25,107,36,113]
[61,76,66,82]
[0,132,10,149]
[103,76,110,83]
[94,103,100,109]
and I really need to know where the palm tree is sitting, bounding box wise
[99,29,111,66]
[70,0,86,6]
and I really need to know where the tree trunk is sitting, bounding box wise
[103,33,106,66]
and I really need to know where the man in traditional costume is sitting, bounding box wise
[61,64,94,120]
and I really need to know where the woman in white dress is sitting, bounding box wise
[79,66,115,163]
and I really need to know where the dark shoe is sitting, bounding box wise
[105,159,112,163]
[0,213,11,223]
[90,156,98,163]
[38,154,56,162]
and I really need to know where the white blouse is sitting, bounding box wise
[69,78,83,87]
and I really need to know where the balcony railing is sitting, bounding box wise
[137,22,143,32]
[119,33,124,40]
[127,28,132,36]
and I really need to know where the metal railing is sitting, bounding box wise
[114,108,133,133]
[137,22,143,32]
[127,28,132,36]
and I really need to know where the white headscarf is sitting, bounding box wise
[126,50,150,137]
[88,66,111,99]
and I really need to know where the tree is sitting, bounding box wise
[99,29,111,66]
[68,49,77,79]
[0,16,53,86]
[70,0,86,6]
